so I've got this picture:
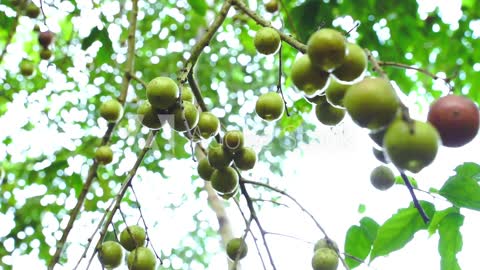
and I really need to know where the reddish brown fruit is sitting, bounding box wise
[38,31,54,48]
[427,95,479,147]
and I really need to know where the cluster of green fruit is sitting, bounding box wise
[225,237,248,262]
[12,0,40,18]
[197,130,257,198]
[97,225,157,270]
[311,238,340,270]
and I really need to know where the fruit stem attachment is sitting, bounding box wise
[400,172,430,224]
[276,43,290,117]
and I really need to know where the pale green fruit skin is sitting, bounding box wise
[127,247,156,270]
[370,165,395,190]
[333,43,367,82]
[325,77,350,108]
[223,130,244,153]
[181,86,194,103]
[120,225,146,251]
[305,94,326,105]
[98,241,123,268]
[291,54,329,95]
[100,99,123,123]
[255,92,284,121]
[207,145,233,169]
[311,248,339,270]
[315,100,345,126]
[254,27,281,55]
[307,28,346,71]
[220,186,238,200]
[197,112,220,139]
[19,60,35,76]
[146,77,179,110]
[211,167,239,194]
[172,101,199,132]
[226,238,248,261]
[233,147,257,171]
[137,101,163,130]
[95,146,113,165]
[197,157,215,181]
[384,120,440,173]
[344,77,399,130]
[313,238,339,253]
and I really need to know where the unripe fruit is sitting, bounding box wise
[313,238,339,253]
[95,146,113,165]
[223,130,244,153]
[370,165,395,191]
[120,225,146,251]
[315,96,345,126]
[372,147,389,164]
[344,77,399,130]
[312,247,339,270]
[100,99,123,123]
[233,147,256,170]
[383,120,440,173]
[197,157,215,181]
[332,43,367,82]
[305,94,326,105]
[98,241,123,268]
[307,28,346,71]
[172,101,199,132]
[181,86,194,103]
[137,101,164,130]
[19,60,35,76]
[127,247,156,270]
[325,77,350,108]
[38,31,54,48]
[220,187,238,200]
[427,94,479,147]
[265,0,279,13]
[25,3,40,18]
[207,145,233,169]
[254,27,281,55]
[255,92,284,121]
[291,54,330,95]
[211,167,239,194]
[226,238,248,261]
[40,48,52,60]
[146,77,179,110]
[369,128,387,148]
[197,112,220,139]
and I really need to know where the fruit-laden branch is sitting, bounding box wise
[0,12,20,64]
[48,0,140,268]
[400,172,430,223]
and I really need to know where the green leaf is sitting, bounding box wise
[359,217,379,242]
[81,27,113,64]
[344,225,371,268]
[357,204,366,214]
[370,201,435,262]
[438,213,464,270]
[187,0,208,16]
[453,162,480,180]
[395,175,418,188]
[439,166,480,210]
[427,207,460,235]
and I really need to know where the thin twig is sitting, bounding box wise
[127,71,148,89]
[400,172,430,224]
[276,44,290,117]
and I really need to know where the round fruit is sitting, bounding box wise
[181,86,194,103]
[369,128,387,148]
[223,130,244,153]
[370,165,395,191]
[220,187,238,200]
[291,54,330,95]
[312,247,339,270]
[226,238,248,261]
[313,238,339,253]
[137,101,164,130]
[255,92,284,121]
[383,120,440,173]
[95,145,113,165]
[127,247,156,270]
[233,147,256,170]
[100,99,123,123]
[38,31,54,48]
[372,147,389,164]
[265,0,279,13]
[305,94,326,105]
[254,27,281,55]
[98,241,123,268]
[40,48,52,60]
[146,77,179,110]
[120,225,146,251]
[211,167,239,194]
[325,77,350,108]
[19,60,34,76]
[332,42,367,82]
[343,77,399,130]
[172,101,199,132]
[197,112,220,139]
[25,3,40,18]
[307,28,346,71]
[427,94,479,147]
[197,157,215,181]
[315,98,345,126]
[207,145,233,169]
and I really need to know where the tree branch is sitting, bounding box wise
[0,12,20,64]
[400,172,430,223]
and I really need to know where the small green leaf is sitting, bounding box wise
[344,226,371,268]
[438,213,464,270]
[427,207,459,235]
[439,173,480,211]
[454,162,480,179]
[359,217,379,242]
[188,0,208,16]
[358,204,366,214]
[370,201,435,262]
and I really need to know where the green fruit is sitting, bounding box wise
[372,147,389,164]
[223,130,244,153]
[197,157,215,181]
[332,42,367,82]
[137,101,164,130]
[120,225,146,251]
[95,146,113,165]
[370,165,395,190]
[265,0,279,13]
[315,99,345,126]
[100,99,123,123]
[325,77,350,108]
[181,86,194,103]
[220,186,238,200]
[233,147,256,171]
[25,3,40,18]
[313,238,339,253]
[197,112,220,139]
[226,238,248,261]
[211,167,239,194]
[127,247,156,270]
[305,94,326,105]
[19,60,34,76]
[255,92,284,121]
[254,27,281,55]
[146,77,179,110]
[369,128,387,148]
[172,101,199,132]
[344,77,399,130]
[98,241,123,268]
[207,145,233,169]
[307,28,346,71]
[39,48,52,60]
[312,248,339,270]
[383,120,440,173]
[291,54,329,95]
